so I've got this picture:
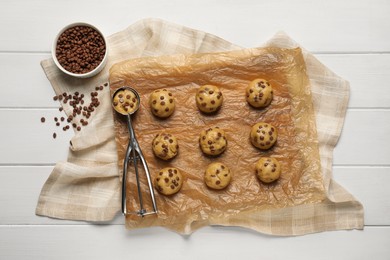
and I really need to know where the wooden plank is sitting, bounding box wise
[315,54,390,108]
[0,166,123,225]
[0,165,388,225]
[0,53,54,108]
[0,109,388,165]
[0,0,389,52]
[0,225,388,260]
[333,109,390,165]
[1,53,390,108]
[0,109,72,165]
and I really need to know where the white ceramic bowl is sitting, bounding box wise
[51,22,108,78]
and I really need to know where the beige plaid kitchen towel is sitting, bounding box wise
[36,18,363,235]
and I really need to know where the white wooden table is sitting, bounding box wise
[1,1,389,259]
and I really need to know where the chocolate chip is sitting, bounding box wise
[40,117,45,123]
[170,185,175,189]
[53,133,57,139]
[209,90,214,94]
[216,180,221,185]
[160,96,164,100]
[164,178,169,183]
[56,122,60,126]
[211,100,215,104]
[165,107,169,112]
[160,101,165,105]
[169,99,173,103]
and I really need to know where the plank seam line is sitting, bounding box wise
[2,51,390,55]
[0,224,388,228]
[1,107,390,110]
[0,164,389,167]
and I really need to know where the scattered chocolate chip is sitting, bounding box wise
[40,117,45,123]
[53,133,57,139]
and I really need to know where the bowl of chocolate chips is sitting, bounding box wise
[52,22,108,78]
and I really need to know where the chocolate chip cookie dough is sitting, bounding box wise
[199,127,227,156]
[204,162,232,190]
[196,85,223,113]
[246,79,273,108]
[112,88,139,114]
[250,122,278,150]
[149,88,175,118]
[152,132,179,160]
[154,167,183,195]
[255,157,281,183]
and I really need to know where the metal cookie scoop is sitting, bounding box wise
[112,86,158,217]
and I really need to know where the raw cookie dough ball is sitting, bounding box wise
[149,88,175,118]
[255,157,281,183]
[152,132,179,160]
[204,162,232,190]
[246,78,273,108]
[113,88,139,114]
[196,85,223,113]
[250,122,277,150]
[154,167,183,195]
[199,127,227,156]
